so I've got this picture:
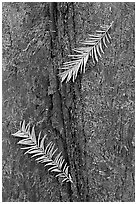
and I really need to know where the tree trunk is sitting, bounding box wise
[2,2,135,202]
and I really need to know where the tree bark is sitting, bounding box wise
[49,2,73,201]
[50,3,89,201]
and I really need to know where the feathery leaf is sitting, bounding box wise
[59,21,113,82]
[12,121,73,183]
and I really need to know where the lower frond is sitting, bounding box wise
[12,121,73,184]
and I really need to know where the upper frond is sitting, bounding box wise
[59,21,113,83]
[12,121,73,183]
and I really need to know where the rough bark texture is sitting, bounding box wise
[2,2,135,202]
